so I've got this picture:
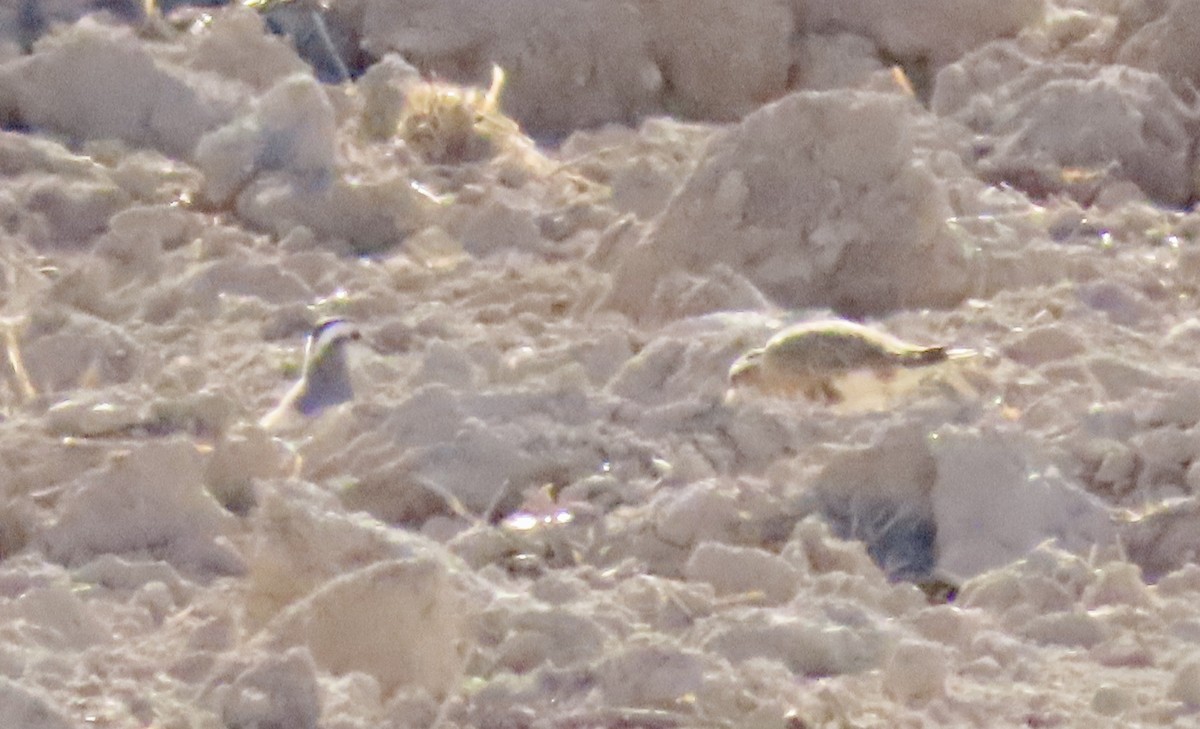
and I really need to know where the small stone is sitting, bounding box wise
[1092,684,1134,716]
[684,541,801,604]
[1169,659,1200,705]
[883,639,948,702]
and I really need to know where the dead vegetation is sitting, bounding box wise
[397,65,547,169]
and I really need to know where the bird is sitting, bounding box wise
[728,319,971,404]
[260,318,361,431]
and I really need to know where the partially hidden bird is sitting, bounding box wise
[260,318,361,431]
[728,318,973,404]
